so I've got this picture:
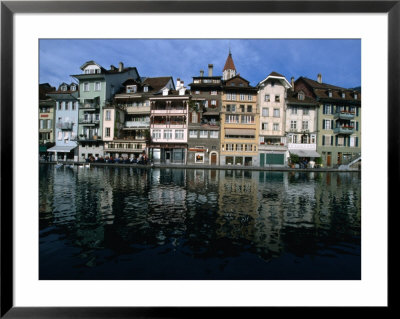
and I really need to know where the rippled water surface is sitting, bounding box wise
[39,165,361,280]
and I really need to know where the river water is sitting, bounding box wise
[39,165,361,280]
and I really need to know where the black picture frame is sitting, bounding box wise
[1,1,395,317]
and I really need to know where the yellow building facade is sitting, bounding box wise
[220,75,259,166]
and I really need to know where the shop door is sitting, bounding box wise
[327,154,332,167]
[211,153,217,165]
[165,151,171,164]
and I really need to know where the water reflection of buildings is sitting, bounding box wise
[217,170,259,242]
[147,169,188,245]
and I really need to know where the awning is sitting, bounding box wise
[290,149,321,157]
[225,129,255,136]
[47,145,77,153]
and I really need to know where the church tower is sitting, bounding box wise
[222,49,237,80]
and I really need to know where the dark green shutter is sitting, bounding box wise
[266,153,284,165]
[260,153,265,167]
[322,136,325,145]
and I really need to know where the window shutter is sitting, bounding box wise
[322,120,326,129]
[331,136,334,145]
[356,122,359,131]
[355,137,358,147]
[331,120,334,129]
[335,136,338,146]
[356,107,359,116]
[322,135,325,145]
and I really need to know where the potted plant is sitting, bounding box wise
[289,153,299,168]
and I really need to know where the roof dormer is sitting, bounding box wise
[298,91,305,101]
[80,61,102,74]
[328,90,332,98]
[162,87,169,96]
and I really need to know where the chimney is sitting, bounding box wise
[208,64,213,77]
[119,62,124,72]
[177,78,181,88]
[110,65,116,71]
[291,77,294,91]
[317,73,322,83]
[200,70,204,77]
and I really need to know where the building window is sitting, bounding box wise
[199,130,208,138]
[291,107,298,114]
[328,91,332,97]
[262,108,269,117]
[195,153,204,163]
[303,108,309,115]
[273,108,280,117]
[241,115,254,124]
[247,94,252,101]
[245,144,252,152]
[226,104,236,112]
[209,131,218,138]
[275,95,280,102]
[291,121,297,129]
[61,85,67,91]
[106,110,111,121]
[298,92,304,100]
[240,94,245,101]
[302,121,309,130]
[211,91,217,95]
[61,101,65,110]
[126,85,137,93]
[262,122,268,130]
[211,100,217,106]
[195,91,200,95]
[95,82,101,91]
[175,130,184,140]
[163,130,172,139]
[143,86,148,92]
[191,111,198,123]
[247,105,252,112]
[264,94,270,102]
[273,123,279,131]
[323,119,332,130]
[152,130,161,139]
[323,104,332,114]
[83,82,89,92]
[226,144,234,151]
[226,115,239,123]
[189,130,198,138]
[70,85,76,91]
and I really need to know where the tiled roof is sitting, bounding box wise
[297,77,361,103]
[269,71,285,78]
[143,77,173,91]
[223,52,236,71]
[286,91,318,105]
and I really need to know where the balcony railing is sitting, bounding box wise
[333,126,355,134]
[80,101,100,109]
[78,134,102,141]
[56,122,74,130]
[79,117,100,124]
[152,109,187,114]
[334,111,355,120]
[124,120,150,128]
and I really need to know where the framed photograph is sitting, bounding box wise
[1,0,395,317]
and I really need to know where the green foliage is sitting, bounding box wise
[290,153,299,164]
[315,157,323,165]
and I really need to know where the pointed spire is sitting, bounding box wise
[223,50,236,72]
[223,49,236,80]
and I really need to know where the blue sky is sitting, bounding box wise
[39,39,361,89]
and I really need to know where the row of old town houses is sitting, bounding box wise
[39,51,361,168]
